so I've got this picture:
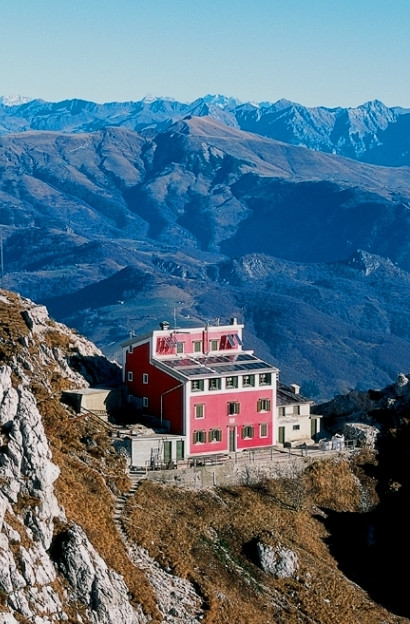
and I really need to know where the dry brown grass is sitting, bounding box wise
[0,296,29,366]
[122,471,407,624]
[3,510,33,549]
[303,457,363,511]
[49,419,160,622]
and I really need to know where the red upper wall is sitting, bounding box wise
[153,322,244,358]
[125,341,183,432]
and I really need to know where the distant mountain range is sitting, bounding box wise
[1,96,410,399]
[1,94,410,166]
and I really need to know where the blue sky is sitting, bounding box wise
[1,0,409,108]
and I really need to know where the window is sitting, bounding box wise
[193,430,206,444]
[210,339,218,351]
[191,379,204,392]
[227,401,240,415]
[209,429,222,443]
[278,406,285,417]
[259,373,272,386]
[225,376,238,389]
[220,333,243,349]
[260,423,268,438]
[242,374,255,387]
[293,424,300,431]
[127,371,133,382]
[142,373,149,384]
[193,341,203,353]
[128,345,133,354]
[177,341,184,354]
[194,404,205,419]
[209,378,221,391]
[257,399,271,412]
[293,405,301,416]
[142,397,149,408]
[241,425,254,439]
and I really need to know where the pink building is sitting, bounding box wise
[122,318,279,461]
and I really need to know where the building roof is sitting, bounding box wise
[154,352,278,380]
[63,388,113,396]
[277,383,312,406]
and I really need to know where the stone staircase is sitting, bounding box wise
[112,468,206,622]
[114,469,147,542]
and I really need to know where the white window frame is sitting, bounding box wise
[225,376,238,389]
[194,404,205,419]
[127,371,133,382]
[193,430,206,444]
[191,379,204,392]
[260,423,268,438]
[142,397,149,408]
[142,373,149,384]
[227,401,240,415]
[208,378,221,391]
[177,341,184,354]
[209,429,222,443]
[242,425,254,439]
[242,374,255,387]
[257,398,271,412]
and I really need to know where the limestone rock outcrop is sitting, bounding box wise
[0,292,145,622]
[257,541,299,578]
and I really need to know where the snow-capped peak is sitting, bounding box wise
[0,95,33,106]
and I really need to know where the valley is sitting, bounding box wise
[0,98,409,399]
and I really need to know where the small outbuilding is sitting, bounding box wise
[62,387,121,419]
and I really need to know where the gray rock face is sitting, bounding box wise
[0,294,144,623]
[343,423,380,449]
[53,526,145,624]
[257,541,298,578]
[0,292,206,623]
[394,372,410,396]
[0,361,147,623]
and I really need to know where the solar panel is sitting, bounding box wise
[215,365,240,373]
[155,350,276,379]
[236,353,254,361]
[181,367,209,376]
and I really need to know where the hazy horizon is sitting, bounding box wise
[1,0,409,109]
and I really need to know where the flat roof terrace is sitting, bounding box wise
[154,352,279,379]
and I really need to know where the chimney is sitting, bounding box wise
[290,384,300,395]
[230,317,238,325]
[159,320,170,331]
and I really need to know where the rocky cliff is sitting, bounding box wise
[0,290,153,622]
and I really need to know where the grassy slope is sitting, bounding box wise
[122,453,407,624]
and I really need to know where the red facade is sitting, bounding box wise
[122,319,278,457]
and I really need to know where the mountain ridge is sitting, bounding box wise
[0,110,410,399]
[1,93,410,166]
